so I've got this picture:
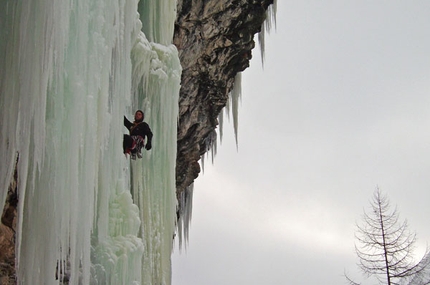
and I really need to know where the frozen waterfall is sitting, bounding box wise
[0,0,180,284]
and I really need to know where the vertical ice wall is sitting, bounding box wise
[129,5,181,284]
[0,0,180,284]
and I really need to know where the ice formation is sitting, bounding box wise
[0,0,180,284]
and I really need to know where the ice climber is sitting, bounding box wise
[123,110,153,159]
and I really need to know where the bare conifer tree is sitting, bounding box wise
[347,188,429,285]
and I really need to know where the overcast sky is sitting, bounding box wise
[172,2,430,284]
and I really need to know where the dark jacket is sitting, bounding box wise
[124,116,153,147]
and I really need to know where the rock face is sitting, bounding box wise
[0,157,18,284]
[174,0,274,195]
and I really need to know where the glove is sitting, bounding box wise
[145,141,152,150]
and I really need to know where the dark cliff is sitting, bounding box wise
[174,0,275,195]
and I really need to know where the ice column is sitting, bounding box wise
[128,27,181,285]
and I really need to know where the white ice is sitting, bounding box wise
[0,0,180,284]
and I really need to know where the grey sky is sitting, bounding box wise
[172,2,430,284]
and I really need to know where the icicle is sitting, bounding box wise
[213,71,242,160]
[224,91,231,121]
[258,27,266,66]
[202,71,241,170]
[200,130,218,171]
[211,135,218,164]
[216,72,242,153]
[218,111,225,143]
[230,72,242,149]
[176,184,194,250]
[258,0,277,67]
